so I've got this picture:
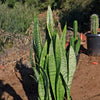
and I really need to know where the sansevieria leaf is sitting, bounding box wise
[33,14,43,60]
[44,55,49,74]
[61,25,67,50]
[38,72,45,100]
[48,88,52,100]
[67,46,76,100]
[47,5,54,39]
[39,67,49,100]
[44,55,53,100]
[40,41,48,68]
[57,74,65,100]
[75,37,81,55]
[73,20,78,41]
[70,36,74,49]
[44,56,52,100]
[30,48,40,82]
[60,25,67,84]
[48,40,56,99]
[55,34,61,96]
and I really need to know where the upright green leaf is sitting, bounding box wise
[38,73,45,100]
[40,41,48,68]
[36,66,49,100]
[68,46,76,88]
[48,40,56,99]
[48,88,52,100]
[33,15,43,59]
[70,36,74,49]
[55,34,61,97]
[60,49,67,86]
[55,34,61,75]
[73,20,78,41]
[44,55,49,73]
[40,67,49,100]
[44,55,52,100]
[75,37,81,55]
[57,75,65,100]
[61,25,67,50]
[67,46,76,100]
[47,5,54,39]
[30,48,40,82]
[60,25,67,84]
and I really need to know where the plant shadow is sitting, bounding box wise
[0,80,22,100]
[80,45,88,55]
[15,58,38,100]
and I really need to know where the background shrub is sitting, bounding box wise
[0,0,100,33]
[0,2,36,33]
[7,0,15,8]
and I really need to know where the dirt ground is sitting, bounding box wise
[71,44,100,100]
[1,35,100,100]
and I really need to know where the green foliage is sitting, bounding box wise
[59,0,95,33]
[56,74,65,100]
[75,37,81,55]
[73,20,77,40]
[70,20,81,55]
[33,15,43,61]
[30,6,77,100]
[90,14,99,34]
[47,5,54,39]
[0,3,35,33]
[48,40,56,99]
[73,20,78,41]
[0,0,98,34]
[40,41,48,68]
[67,46,76,100]
[60,25,67,84]
[7,0,15,8]
[0,38,4,51]
[70,36,75,50]
[55,34,61,88]
[38,67,49,100]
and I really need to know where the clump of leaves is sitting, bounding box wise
[30,5,77,100]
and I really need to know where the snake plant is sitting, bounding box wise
[70,20,81,55]
[30,5,77,100]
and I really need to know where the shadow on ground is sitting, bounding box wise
[0,80,22,100]
[15,59,38,100]
[80,45,88,55]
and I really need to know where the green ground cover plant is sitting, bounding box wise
[30,6,77,100]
